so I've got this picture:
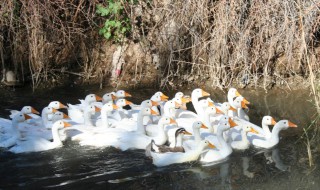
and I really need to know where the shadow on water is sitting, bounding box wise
[0,85,319,189]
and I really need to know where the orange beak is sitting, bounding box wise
[208,101,214,107]
[24,114,32,120]
[250,128,259,134]
[202,90,210,97]
[216,107,224,114]
[63,121,72,127]
[170,118,177,125]
[230,106,237,111]
[125,92,132,97]
[243,98,250,105]
[288,121,298,128]
[31,107,40,114]
[183,130,193,135]
[63,113,70,119]
[201,124,208,129]
[184,97,191,103]
[271,118,277,125]
[235,90,241,97]
[208,142,216,149]
[241,101,248,109]
[151,100,159,106]
[95,106,101,112]
[59,102,67,109]
[113,104,119,110]
[125,100,132,105]
[161,94,169,101]
[229,118,238,128]
[151,109,159,116]
[95,95,103,101]
[181,97,188,104]
[111,94,117,100]
[52,108,58,113]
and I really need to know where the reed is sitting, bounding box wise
[138,0,320,89]
[0,0,319,89]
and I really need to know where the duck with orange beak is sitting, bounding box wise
[200,116,238,164]
[9,120,72,153]
[67,94,103,124]
[252,120,297,149]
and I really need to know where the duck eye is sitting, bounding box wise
[284,122,287,124]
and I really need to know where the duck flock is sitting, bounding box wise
[0,88,297,167]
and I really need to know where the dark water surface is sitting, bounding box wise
[0,85,319,189]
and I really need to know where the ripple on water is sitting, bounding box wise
[0,86,319,189]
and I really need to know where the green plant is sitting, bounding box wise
[96,0,132,42]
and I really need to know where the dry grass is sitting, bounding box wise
[138,0,320,89]
[0,0,101,88]
[0,0,320,89]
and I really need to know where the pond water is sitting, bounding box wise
[0,85,319,189]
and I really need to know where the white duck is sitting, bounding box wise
[201,105,224,133]
[0,106,40,135]
[46,101,67,120]
[109,98,133,121]
[252,120,297,149]
[232,116,277,141]
[230,125,258,150]
[67,94,102,123]
[8,106,40,119]
[200,117,236,164]
[95,102,119,128]
[150,139,215,167]
[182,121,209,150]
[28,106,58,129]
[65,105,101,140]
[79,108,159,150]
[0,114,31,148]
[177,88,210,120]
[227,88,250,120]
[21,111,70,141]
[9,120,71,153]
[174,92,191,111]
[112,90,132,99]
[102,92,117,104]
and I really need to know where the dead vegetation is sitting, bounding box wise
[0,0,320,90]
[137,0,320,90]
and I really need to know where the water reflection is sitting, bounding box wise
[0,85,318,189]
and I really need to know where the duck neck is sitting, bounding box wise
[51,126,63,146]
[41,109,49,127]
[136,111,146,134]
[241,130,249,144]
[217,129,232,155]
[176,134,183,147]
[193,127,202,144]
[204,113,214,133]
[192,95,204,119]
[227,93,235,108]
[11,119,22,138]
[262,123,272,138]
[157,122,167,143]
[164,105,175,118]
[270,124,282,142]
[101,109,109,127]
[84,110,93,126]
